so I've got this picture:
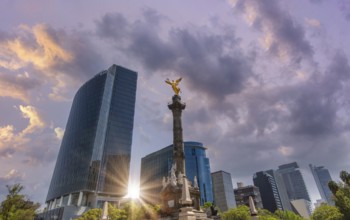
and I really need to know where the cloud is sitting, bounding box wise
[0,24,105,102]
[54,127,64,140]
[96,11,253,102]
[6,24,73,69]
[0,169,24,181]
[0,125,16,158]
[0,71,41,102]
[19,105,45,135]
[0,169,25,200]
[231,0,314,65]
[0,105,46,158]
[305,18,321,28]
[338,0,350,21]
[278,146,294,156]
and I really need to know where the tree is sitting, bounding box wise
[311,204,343,220]
[0,183,40,220]
[274,210,304,220]
[328,170,350,219]
[202,201,213,209]
[75,208,101,220]
[109,204,127,220]
[76,204,128,220]
[221,205,250,220]
[257,208,279,220]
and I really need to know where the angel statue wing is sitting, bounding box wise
[165,78,172,85]
[175,77,182,84]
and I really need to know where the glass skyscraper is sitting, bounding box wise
[212,171,236,212]
[309,164,334,205]
[253,171,282,212]
[277,162,311,214]
[140,141,213,205]
[46,65,137,211]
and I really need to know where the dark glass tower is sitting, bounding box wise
[46,65,137,209]
[140,141,213,205]
[253,171,282,212]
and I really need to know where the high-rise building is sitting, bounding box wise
[211,171,236,212]
[266,169,292,211]
[234,183,263,209]
[140,141,213,205]
[253,171,282,212]
[42,65,137,219]
[277,162,311,213]
[309,164,334,205]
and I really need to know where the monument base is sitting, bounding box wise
[179,207,196,220]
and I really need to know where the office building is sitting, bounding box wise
[41,65,137,219]
[309,164,334,205]
[140,141,213,205]
[277,162,311,213]
[253,171,282,212]
[234,183,263,209]
[211,171,236,212]
[266,169,293,211]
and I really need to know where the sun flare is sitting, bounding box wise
[126,183,140,199]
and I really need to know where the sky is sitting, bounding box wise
[1,0,350,208]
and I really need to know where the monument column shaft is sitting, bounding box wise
[168,95,186,175]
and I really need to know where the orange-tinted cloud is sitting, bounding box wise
[19,105,45,135]
[4,24,73,70]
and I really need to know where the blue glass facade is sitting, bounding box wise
[46,65,137,204]
[309,164,334,205]
[140,141,213,205]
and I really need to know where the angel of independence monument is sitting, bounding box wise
[160,78,210,220]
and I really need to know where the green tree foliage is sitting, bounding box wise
[328,170,350,219]
[257,208,279,220]
[221,205,250,220]
[274,210,304,220]
[0,183,40,220]
[202,201,212,209]
[122,201,160,220]
[109,204,127,220]
[75,208,102,220]
[76,201,161,220]
[76,204,128,220]
[311,204,343,220]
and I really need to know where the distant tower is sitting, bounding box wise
[140,141,213,205]
[44,65,137,219]
[309,164,334,205]
[265,169,293,211]
[253,171,283,212]
[277,162,311,213]
[211,171,236,212]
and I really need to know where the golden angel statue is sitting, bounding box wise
[165,77,182,95]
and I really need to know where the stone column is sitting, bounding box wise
[77,191,83,206]
[168,95,186,176]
